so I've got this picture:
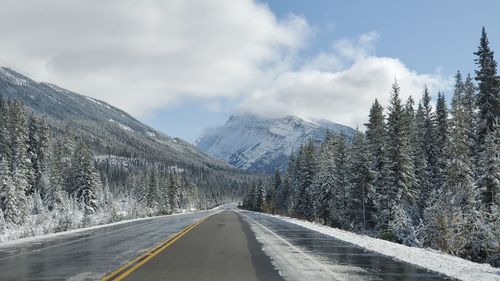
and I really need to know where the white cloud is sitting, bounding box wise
[0,0,450,129]
[0,0,309,116]
[239,32,451,128]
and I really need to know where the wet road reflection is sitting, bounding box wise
[0,211,213,281]
[241,210,453,281]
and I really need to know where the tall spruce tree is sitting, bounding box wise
[379,80,417,245]
[68,143,100,213]
[330,134,349,228]
[146,169,160,209]
[295,141,316,220]
[434,92,449,190]
[474,27,499,148]
[365,99,386,221]
[414,102,432,218]
[310,133,337,224]
[348,131,375,231]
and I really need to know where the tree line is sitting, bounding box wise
[243,27,499,266]
[0,96,257,241]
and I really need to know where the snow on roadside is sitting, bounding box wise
[0,205,224,248]
[262,212,499,281]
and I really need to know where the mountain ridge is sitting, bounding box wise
[195,114,355,173]
[0,67,229,169]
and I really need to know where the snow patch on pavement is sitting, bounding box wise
[261,212,499,281]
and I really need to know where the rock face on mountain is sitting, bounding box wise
[195,114,355,173]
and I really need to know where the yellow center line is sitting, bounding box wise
[101,213,215,281]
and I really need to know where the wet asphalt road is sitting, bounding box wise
[239,210,452,281]
[122,211,284,281]
[0,207,452,281]
[0,210,214,281]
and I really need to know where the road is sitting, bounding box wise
[0,206,452,281]
[0,210,216,281]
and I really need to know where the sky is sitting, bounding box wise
[0,0,499,142]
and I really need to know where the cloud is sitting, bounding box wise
[0,0,309,116]
[238,32,451,128]
[0,1,450,129]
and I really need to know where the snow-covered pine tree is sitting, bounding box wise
[463,73,478,158]
[265,169,281,214]
[403,96,419,221]
[295,140,316,220]
[27,116,50,197]
[434,92,449,190]
[68,142,100,213]
[146,169,160,210]
[0,97,11,165]
[1,157,27,225]
[379,80,417,245]
[254,180,265,212]
[474,27,499,149]
[437,74,478,254]
[348,130,375,231]
[310,133,336,225]
[243,183,256,210]
[414,101,432,218]
[365,99,386,209]
[477,123,500,214]
[8,100,32,197]
[275,174,291,215]
[168,173,180,213]
[330,133,349,228]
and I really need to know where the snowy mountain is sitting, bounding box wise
[195,114,355,173]
[0,67,227,169]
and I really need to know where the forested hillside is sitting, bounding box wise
[0,70,259,242]
[243,28,499,266]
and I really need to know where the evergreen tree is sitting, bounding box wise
[266,170,281,214]
[379,80,417,245]
[365,99,386,207]
[1,157,27,225]
[474,27,500,148]
[348,131,375,231]
[434,92,449,190]
[463,73,478,157]
[310,134,336,224]
[68,143,100,213]
[254,180,265,212]
[294,141,316,220]
[414,102,432,217]
[168,173,179,213]
[330,134,349,228]
[477,124,500,213]
[146,169,160,209]
[27,116,50,197]
[0,98,11,165]
[9,101,32,196]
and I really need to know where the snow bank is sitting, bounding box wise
[264,212,499,281]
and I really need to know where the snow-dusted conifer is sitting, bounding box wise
[474,27,499,148]
[348,130,375,231]
[68,143,99,213]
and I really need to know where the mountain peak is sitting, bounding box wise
[196,114,355,173]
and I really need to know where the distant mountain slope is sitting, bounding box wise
[0,67,225,169]
[195,114,355,173]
